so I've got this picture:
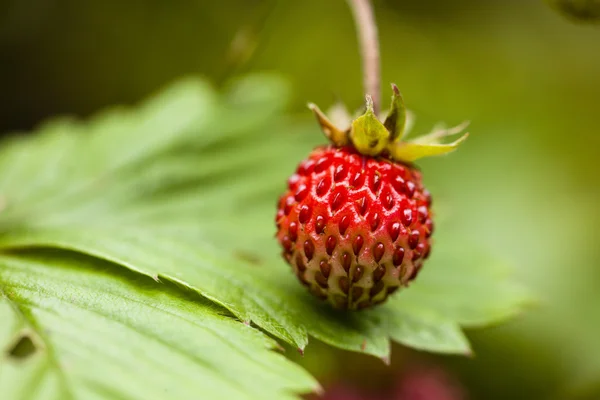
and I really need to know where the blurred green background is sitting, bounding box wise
[2,0,599,399]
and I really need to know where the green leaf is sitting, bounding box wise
[0,251,317,400]
[391,240,534,328]
[0,73,532,380]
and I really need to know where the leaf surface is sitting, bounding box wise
[0,251,317,400]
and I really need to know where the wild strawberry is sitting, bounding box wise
[276,85,468,310]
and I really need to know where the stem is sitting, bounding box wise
[347,0,381,115]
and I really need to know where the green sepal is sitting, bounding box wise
[383,84,407,141]
[308,103,349,146]
[411,121,470,145]
[388,132,469,162]
[349,95,391,156]
[308,84,469,162]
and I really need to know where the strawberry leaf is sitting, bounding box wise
[0,74,532,379]
[0,251,318,400]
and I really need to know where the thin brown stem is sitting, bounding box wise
[346,0,381,115]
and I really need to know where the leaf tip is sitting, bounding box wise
[313,383,325,395]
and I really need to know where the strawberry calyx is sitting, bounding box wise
[308,84,469,163]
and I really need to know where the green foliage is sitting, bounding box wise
[0,75,531,399]
[0,251,316,400]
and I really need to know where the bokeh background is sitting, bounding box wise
[2,0,599,399]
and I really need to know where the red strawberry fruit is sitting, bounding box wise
[276,85,468,310]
